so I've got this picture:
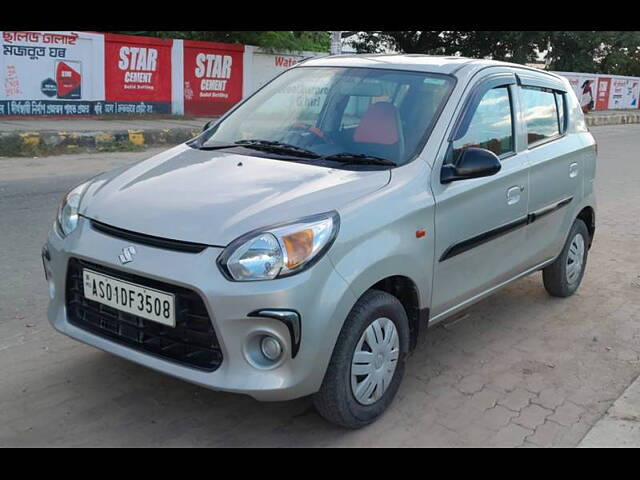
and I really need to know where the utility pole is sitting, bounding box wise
[330,31,343,55]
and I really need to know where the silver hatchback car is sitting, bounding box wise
[44,55,596,428]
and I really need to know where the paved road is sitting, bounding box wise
[1,127,639,447]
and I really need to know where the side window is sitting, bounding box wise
[555,92,566,134]
[521,87,560,145]
[452,86,514,163]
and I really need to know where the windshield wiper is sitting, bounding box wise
[193,143,240,150]
[233,139,320,158]
[320,153,397,167]
[191,139,320,159]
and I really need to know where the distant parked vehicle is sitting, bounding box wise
[44,55,597,428]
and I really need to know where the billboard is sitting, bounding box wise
[556,72,598,109]
[608,77,639,109]
[555,71,640,111]
[183,40,244,116]
[104,33,172,114]
[0,30,105,115]
[0,32,323,117]
[595,77,612,111]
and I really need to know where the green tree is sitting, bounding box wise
[350,31,640,76]
[349,31,546,62]
[445,31,546,64]
[114,31,330,52]
[543,31,640,76]
[596,32,640,76]
[349,31,445,54]
[543,31,603,72]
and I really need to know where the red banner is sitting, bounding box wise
[104,33,172,105]
[183,40,244,116]
[595,77,612,111]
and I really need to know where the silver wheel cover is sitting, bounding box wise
[351,317,400,406]
[566,232,585,284]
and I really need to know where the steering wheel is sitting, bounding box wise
[286,123,332,146]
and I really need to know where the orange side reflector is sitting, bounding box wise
[416,229,426,238]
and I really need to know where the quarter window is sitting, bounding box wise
[521,87,560,145]
[555,92,566,134]
[452,86,514,162]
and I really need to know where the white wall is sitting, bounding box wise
[245,48,325,96]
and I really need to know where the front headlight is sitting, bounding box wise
[218,211,340,281]
[56,181,90,237]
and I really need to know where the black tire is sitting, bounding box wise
[313,289,410,429]
[543,219,590,297]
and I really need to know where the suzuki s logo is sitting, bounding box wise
[118,246,136,265]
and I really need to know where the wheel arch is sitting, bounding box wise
[367,275,426,352]
[576,205,595,247]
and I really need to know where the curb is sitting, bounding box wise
[1,113,639,157]
[579,373,640,447]
[585,112,640,126]
[0,127,201,157]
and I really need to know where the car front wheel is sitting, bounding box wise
[313,289,410,429]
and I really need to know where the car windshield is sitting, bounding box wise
[195,66,455,166]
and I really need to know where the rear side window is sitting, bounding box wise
[452,86,514,162]
[521,87,560,145]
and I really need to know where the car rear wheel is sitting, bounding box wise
[313,289,409,429]
[542,219,590,297]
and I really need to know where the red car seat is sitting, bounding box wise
[353,102,405,161]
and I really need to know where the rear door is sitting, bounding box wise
[430,72,530,319]
[515,73,583,267]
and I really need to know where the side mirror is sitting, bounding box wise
[440,147,501,184]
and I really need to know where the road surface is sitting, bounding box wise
[1,126,639,446]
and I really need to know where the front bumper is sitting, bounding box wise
[44,217,356,401]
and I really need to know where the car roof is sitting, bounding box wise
[298,54,563,82]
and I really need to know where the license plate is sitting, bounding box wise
[82,269,176,327]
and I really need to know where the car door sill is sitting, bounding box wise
[428,257,556,327]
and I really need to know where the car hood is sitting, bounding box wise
[81,144,391,246]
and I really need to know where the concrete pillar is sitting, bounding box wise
[171,39,184,115]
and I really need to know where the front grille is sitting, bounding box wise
[66,258,223,371]
[90,219,208,254]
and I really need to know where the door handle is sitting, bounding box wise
[569,162,579,178]
[507,185,524,205]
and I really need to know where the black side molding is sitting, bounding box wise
[527,196,573,224]
[439,196,573,262]
[440,216,528,262]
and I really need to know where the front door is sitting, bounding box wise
[430,74,530,320]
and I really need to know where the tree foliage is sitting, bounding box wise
[114,31,330,52]
[349,31,640,76]
[546,31,640,76]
